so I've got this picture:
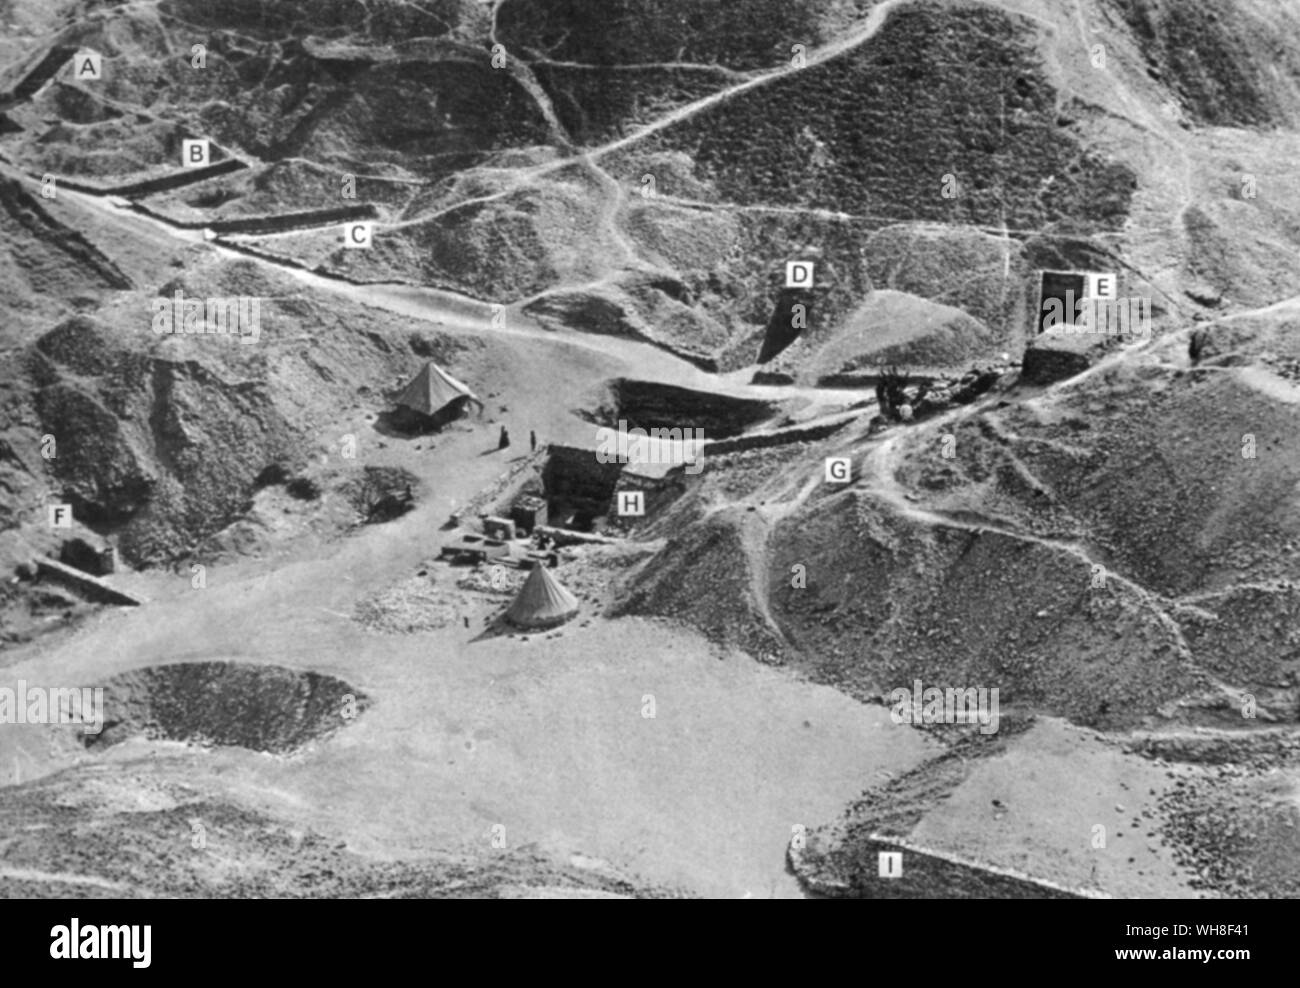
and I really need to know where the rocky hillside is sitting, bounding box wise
[615,305,1300,733]
[4,0,1294,377]
[791,717,1300,898]
[1,254,479,568]
[0,761,670,897]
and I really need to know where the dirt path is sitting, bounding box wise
[383,0,913,232]
[587,0,910,163]
[737,510,792,653]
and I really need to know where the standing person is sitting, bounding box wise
[530,430,537,452]
[498,426,510,450]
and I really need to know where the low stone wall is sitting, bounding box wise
[702,417,853,456]
[533,526,618,548]
[451,449,547,528]
[127,200,377,234]
[210,204,377,235]
[3,45,78,102]
[1126,729,1300,767]
[36,558,143,606]
[791,833,1104,899]
[53,158,247,197]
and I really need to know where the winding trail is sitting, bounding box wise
[586,0,909,162]
[382,0,912,233]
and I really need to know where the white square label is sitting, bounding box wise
[48,504,73,529]
[617,491,645,516]
[1088,272,1118,300]
[878,851,903,878]
[182,139,210,167]
[824,457,852,484]
[344,222,373,248]
[785,261,815,289]
[72,51,102,81]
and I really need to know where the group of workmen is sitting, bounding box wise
[498,427,537,452]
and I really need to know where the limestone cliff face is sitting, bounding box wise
[22,310,295,563]
[4,262,472,567]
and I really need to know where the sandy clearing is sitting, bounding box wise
[0,371,935,897]
[9,612,936,897]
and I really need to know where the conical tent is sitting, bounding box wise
[395,361,481,417]
[505,564,580,629]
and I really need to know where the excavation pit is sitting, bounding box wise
[84,661,367,755]
[580,379,777,440]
